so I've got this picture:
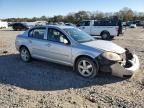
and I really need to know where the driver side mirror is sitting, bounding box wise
[63,39,69,44]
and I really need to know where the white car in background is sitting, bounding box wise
[65,23,76,27]
[35,21,47,26]
[130,24,137,28]
[77,20,121,40]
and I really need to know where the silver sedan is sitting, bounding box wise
[15,25,140,78]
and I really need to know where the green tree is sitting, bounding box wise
[118,7,134,21]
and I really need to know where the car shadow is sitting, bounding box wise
[0,54,125,91]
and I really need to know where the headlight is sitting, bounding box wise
[102,52,121,61]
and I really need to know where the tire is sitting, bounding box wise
[76,57,99,78]
[20,47,31,62]
[109,36,114,40]
[13,27,18,31]
[101,32,110,40]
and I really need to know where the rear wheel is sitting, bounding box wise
[76,57,99,78]
[20,47,31,62]
[101,32,110,40]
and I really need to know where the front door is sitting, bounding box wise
[46,28,72,65]
[78,21,91,34]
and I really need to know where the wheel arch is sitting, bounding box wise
[100,30,110,36]
[73,55,97,70]
[19,45,30,52]
[19,45,32,62]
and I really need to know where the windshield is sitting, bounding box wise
[63,28,95,43]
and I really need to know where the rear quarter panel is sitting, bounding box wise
[15,34,31,53]
[90,26,118,36]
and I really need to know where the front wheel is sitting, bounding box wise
[76,57,99,78]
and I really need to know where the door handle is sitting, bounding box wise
[82,27,85,29]
[29,40,32,43]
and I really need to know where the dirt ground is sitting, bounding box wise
[0,27,144,108]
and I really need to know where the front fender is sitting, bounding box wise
[72,50,102,64]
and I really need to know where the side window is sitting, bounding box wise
[79,21,90,26]
[94,21,98,26]
[48,28,70,44]
[94,21,100,26]
[79,21,85,26]
[100,21,106,26]
[29,28,46,39]
[84,21,90,26]
[94,20,117,26]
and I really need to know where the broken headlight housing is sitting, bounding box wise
[102,52,121,61]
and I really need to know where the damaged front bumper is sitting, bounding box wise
[111,54,140,78]
[99,50,140,78]
[124,54,139,75]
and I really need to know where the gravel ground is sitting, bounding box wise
[0,27,144,108]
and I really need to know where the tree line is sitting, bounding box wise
[2,7,144,24]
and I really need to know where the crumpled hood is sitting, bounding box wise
[82,40,126,54]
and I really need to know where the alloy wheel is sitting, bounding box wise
[78,60,94,77]
[20,48,30,62]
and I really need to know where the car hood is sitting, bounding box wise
[82,40,126,54]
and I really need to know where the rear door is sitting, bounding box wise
[78,21,91,34]
[28,27,49,58]
[91,20,118,36]
[91,21,101,35]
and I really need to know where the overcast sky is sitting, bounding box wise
[0,0,144,18]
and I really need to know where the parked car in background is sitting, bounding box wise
[140,21,144,26]
[12,23,30,31]
[133,20,144,26]
[130,24,137,28]
[35,21,47,26]
[0,20,8,28]
[65,23,76,27]
[122,22,127,32]
[8,22,13,27]
[15,25,139,78]
[58,22,65,25]
[127,20,144,27]
[77,20,123,40]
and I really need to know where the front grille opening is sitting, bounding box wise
[125,48,133,60]
[123,75,132,78]
[124,61,132,68]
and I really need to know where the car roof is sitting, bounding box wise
[34,25,75,29]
